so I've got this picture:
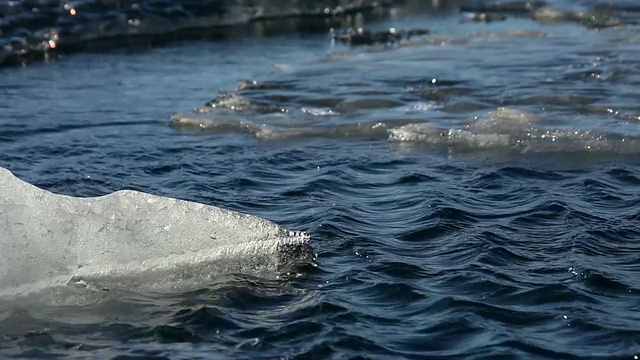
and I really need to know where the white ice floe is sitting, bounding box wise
[0,167,309,297]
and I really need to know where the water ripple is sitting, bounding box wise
[3,2,640,358]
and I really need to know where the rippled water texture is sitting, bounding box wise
[1,0,640,359]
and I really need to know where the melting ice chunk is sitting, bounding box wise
[0,167,310,296]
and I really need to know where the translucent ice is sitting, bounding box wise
[0,167,310,297]
[389,107,640,154]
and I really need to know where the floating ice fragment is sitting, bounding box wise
[388,107,640,154]
[0,167,310,296]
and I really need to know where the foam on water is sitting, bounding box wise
[0,167,310,298]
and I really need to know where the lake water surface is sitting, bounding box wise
[1,1,640,359]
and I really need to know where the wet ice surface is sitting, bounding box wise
[1,1,640,359]
[0,167,311,299]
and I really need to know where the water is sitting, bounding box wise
[1,1,640,359]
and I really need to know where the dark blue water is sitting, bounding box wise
[2,1,640,359]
